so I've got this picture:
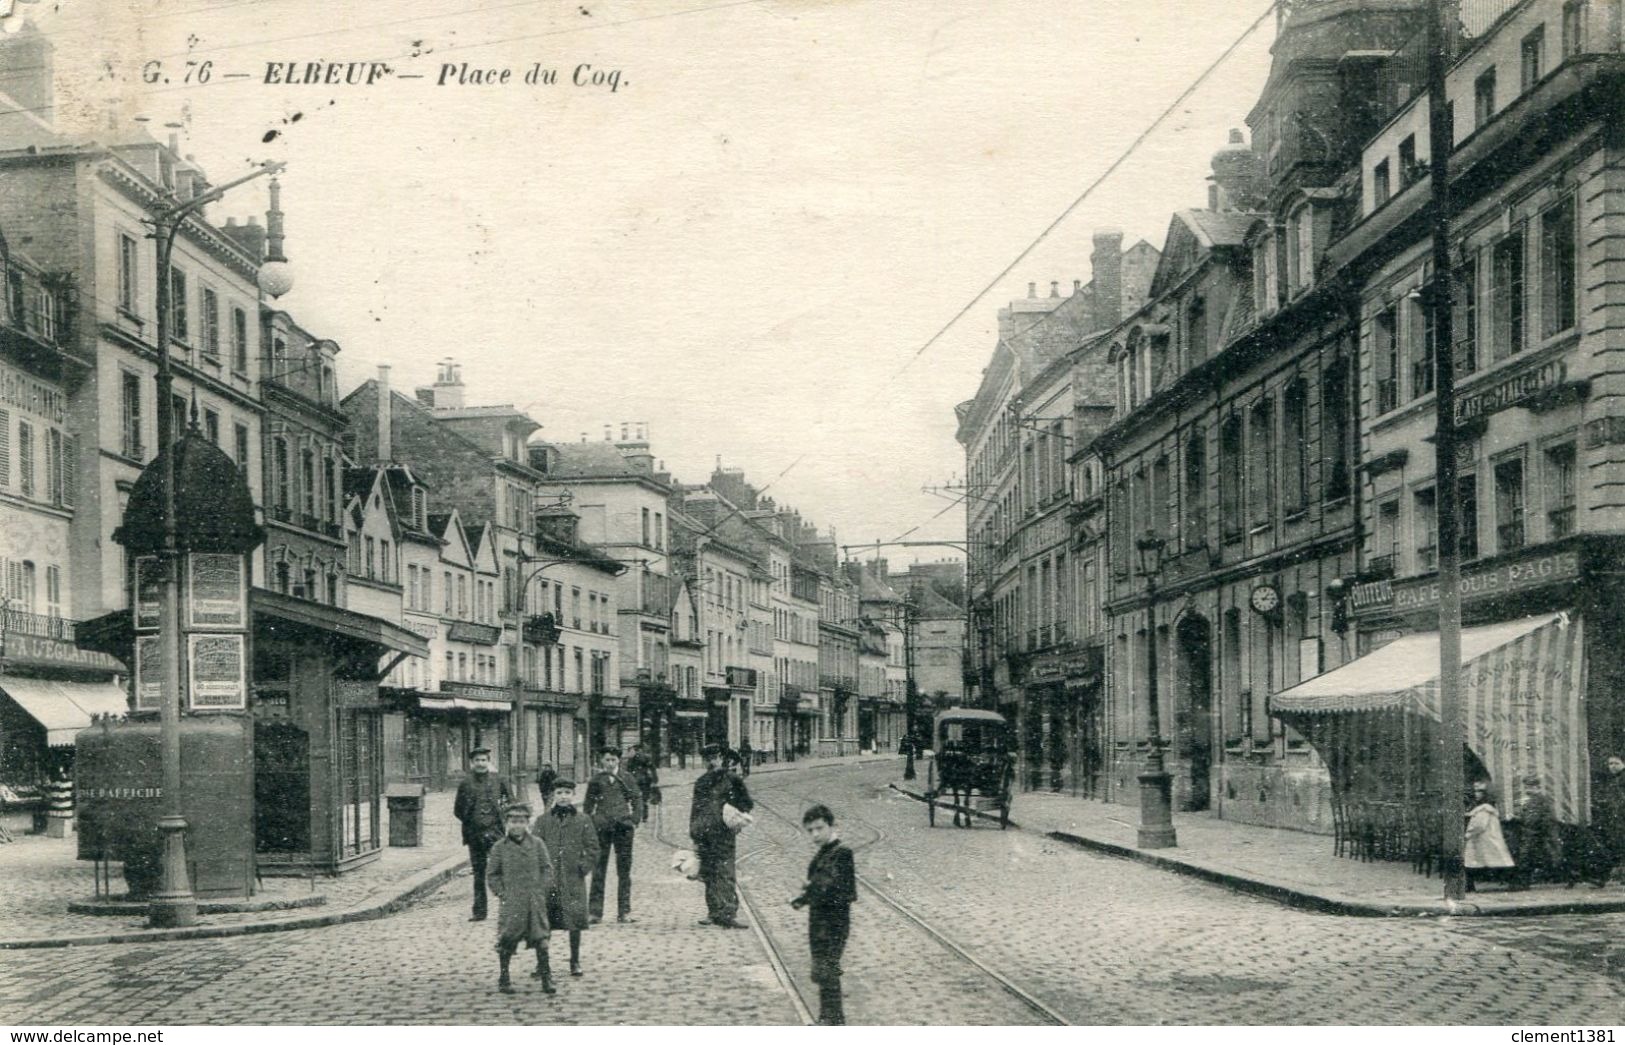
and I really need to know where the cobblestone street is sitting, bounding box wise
[3,760,1624,1025]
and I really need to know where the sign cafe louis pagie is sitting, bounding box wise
[1351,549,1582,617]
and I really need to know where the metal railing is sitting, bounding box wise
[0,608,75,640]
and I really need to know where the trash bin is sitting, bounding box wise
[386,783,426,847]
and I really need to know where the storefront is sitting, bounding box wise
[1271,537,1620,868]
[0,623,128,835]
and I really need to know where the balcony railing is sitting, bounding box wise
[726,666,757,690]
[0,608,75,640]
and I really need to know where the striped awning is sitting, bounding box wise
[418,696,512,713]
[1273,612,1588,821]
[1,678,131,747]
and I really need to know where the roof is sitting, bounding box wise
[858,571,901,604]
[912,585,963,619]
[113,430,264,555]
[1176,208,1258,249]
[545,441,661,482]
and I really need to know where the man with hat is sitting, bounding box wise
[689,744,755,928]
[454,745,512,922]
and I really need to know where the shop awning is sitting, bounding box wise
[2,678,131,747]
[673,710,708,719]
[419,696,512,713]
[1273,611,1588,821]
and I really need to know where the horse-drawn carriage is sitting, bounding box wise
[925,708,1014,829]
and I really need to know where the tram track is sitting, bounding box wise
[742,769,1071,1026]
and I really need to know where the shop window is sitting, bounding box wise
[1414,487,1438,571]
[1545,441,1577,539]
[1541,196,1577,340]
[1491,226,1526,360]
[1494,455,1527,553]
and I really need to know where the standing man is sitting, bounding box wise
[453,745,511,922]
[625,743,658,825]
[584,747,644,923]
[690,744,754,928]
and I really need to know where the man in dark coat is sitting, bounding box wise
[1594,755,1625,884]
[486,801,556,994]
[453,746,511,921]
[792,803,857,1026]
[583,747,644,923]
[690,744,754,928]
[624,744,658,824]
[536,763,559,811]
[535,778,599,978]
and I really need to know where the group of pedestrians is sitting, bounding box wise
[1461,756,1625,890]
[453,739,857,1025]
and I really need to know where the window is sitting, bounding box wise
[168,268,188,343]
[641,507,651,547]
[325,458,338,522]
[201,287,220,358]
[1186,297,1207,366]
[275,561,291,594]
[1375,304,1399,414]
[1323,359,1352,501]
[300,449,315,517]
[1541,196,1577,339]
[234,423,250,474]
[45,565,59,620]
[121,371,143,459]
[1219,414,1243,541]
[1149,333,1170,393]
[118,233,139,314]
[1492,227,1526,359]
[654,511,664,550]
[572,587,582,629]
[16,421,32,498]
[1398,135,1418,189]
[1373,159,1391,205]
[1495,455,1527,553]
[1410,289,1435,399]
[1414,487,1438,570]
[1453,256,1479,376]
[1282,380,1308,513]
[380,540,391,584]
[203,408,219,445]
[574,648,584,693]
[1474,66,1496,127]
[1294,208,1315,292]
[232,307,249,372]
[1110,480,1130,575]
[1563,1,1585,57]
[444,571,453,614]
[171,394,186,443]
[1151,455,1170,540]
[458,575,468,617]
[1183,428,1206,549]
[273,438,290,510]
[44,427,59,504]
[1248,398,1274,527]
[365,536,375,578]
[1521,26,1545,92]
[1374,498,1399,573]
[1459,474,1480,560]
[1545,442,1577,539]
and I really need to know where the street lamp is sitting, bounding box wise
[146,160,288,929]
[1135,533,1176,849]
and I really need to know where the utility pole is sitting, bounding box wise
[903,594,918,780]
[1426,0,1466,901]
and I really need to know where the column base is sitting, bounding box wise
[1137,769,1178,849]
[149,815,199,928]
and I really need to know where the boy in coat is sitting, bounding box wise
[792,804,857,1026]
[690,745,755,928]
[535,778,600,978]
[486,801,557,994]
[453,746,511,922]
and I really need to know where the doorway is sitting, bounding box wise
[1177,614,1214,812]
[255,721,310,854]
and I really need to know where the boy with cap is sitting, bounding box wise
[791,804,857,1026]
[453,746,511,921]
[486,801,556,994]
[535,777,600,978]
[584,747,644,923]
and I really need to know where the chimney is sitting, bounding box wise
[417,357,464,410]
[377,365,393,461]
[0,24,53,123]
[1027,282,1037,298]
[1090,228,1124,328]
[265,178,288,263]
[219,215,266,260]
[1050,281,1060,298]
[1209,128,1262,211]
[1073,279,1082,295]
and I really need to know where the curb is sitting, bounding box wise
[0,850,470,950]
[888,784,1625,919]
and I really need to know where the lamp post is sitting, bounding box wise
[1135,533,1176,849]
[146,160,288,929]
[903,595,919,780]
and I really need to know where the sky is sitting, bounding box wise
[16,0,1279,566]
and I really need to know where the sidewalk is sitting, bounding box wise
[892,780,1625,917]
[0,789,467,949]
[0,753,905,949]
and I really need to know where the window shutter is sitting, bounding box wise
[60,434,75,508]
[0,409,10,488]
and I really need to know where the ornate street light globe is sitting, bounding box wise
[257,259,293,299]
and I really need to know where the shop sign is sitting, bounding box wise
[1352,549,1581,617]
[4,633,123,673]
[334,680,380,707]
[78,786,162,800]
[1454,359,1566,425]
[189,634,246,709]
